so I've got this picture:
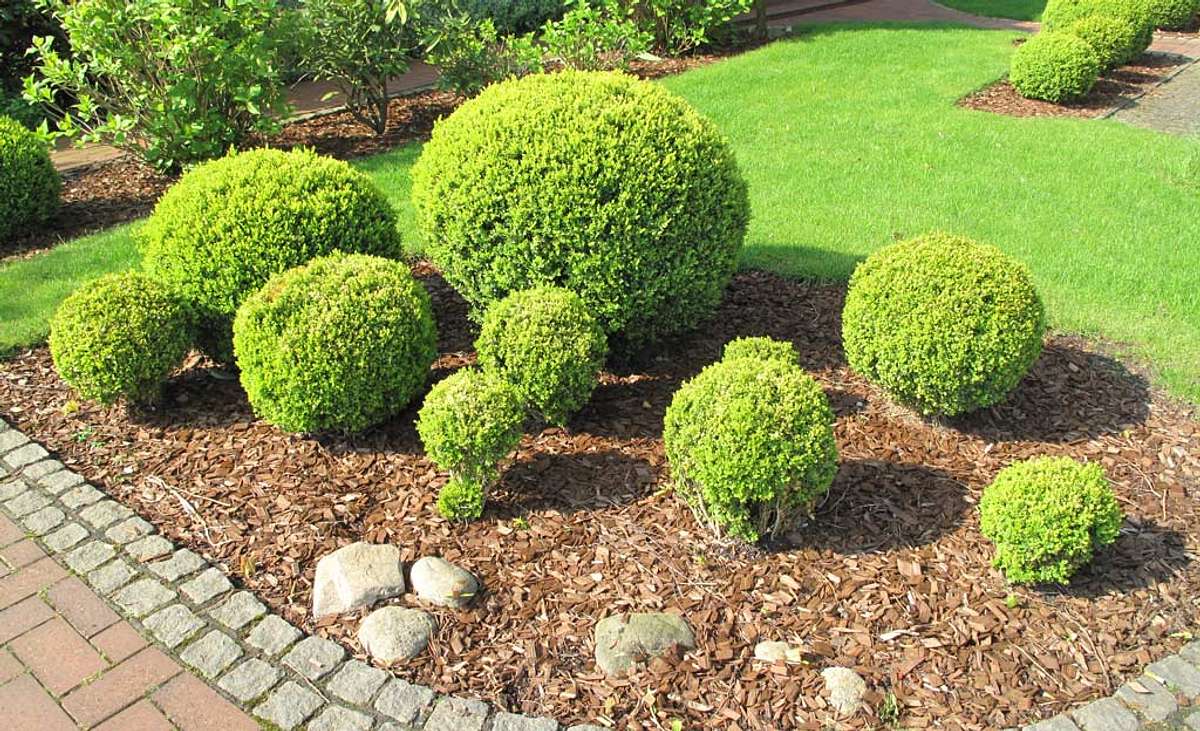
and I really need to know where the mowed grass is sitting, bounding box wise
[934,0,1046,20]
[4,25,1200,401]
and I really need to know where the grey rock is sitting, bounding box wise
[180,630,243,679]
[179,567,232,606]
[208,590,266,631]
[147,548,205,583]
[60,483,103,509]
[143,604,205,648]
[312,542,404,619]
[87,559,137,595]
[359,606,437,664]
[65,540,116,574]
[1187,710,1200,731]
[125,534,173,562]
[0,428,30,454]
[41,470,84,495]
[112,577,175,617]
[1147,655,1200,697]
[43,522,88,553]
[411,556,479,609]
[104,516,154,545]
[0,479,26,501]
[425,696,490,731]
[1181,641,1200,665]
[245,615,301,657]
[5,490,50,517]
[3,443,48,470]
[22,459,63,480]
[374,678,436,726]
[1070,697,1137,731]
[281,635,345,681]
[217,658,280,702]
[79,500,133,529]
[493,711,558,731]
[21,505,65,535]
[1025,718,1081,731]
[821,666,867,716]
[593,612,695,675]
[307,706,373,731]
[754,640,802,663]
[1115,675,1177,721]
[253,680,323,730]
[327,659,388,705]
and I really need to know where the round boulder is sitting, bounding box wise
[593,612,695,676]
[312,542,405,619]
[410,557,479,609]
[821,666,868,716]
[358,606,436,664]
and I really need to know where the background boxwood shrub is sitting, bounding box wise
[979,456,1122,584]
[476,287,608,426]
[0,115,60,243]
[663,354,838,543]
[1043,0,1154,55]
[1142,0,1199,28]
[1009,32,1103,102]
[416,368,527,520]
[49,272,192,405]
[1068,14,1144,67]
[232,253,437,434]
[459,0,567,34]
[140,148,404,363]
[842,233,1046,417]
[722,336,799,366]
[411,70,749,347]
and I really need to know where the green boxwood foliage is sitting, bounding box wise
[1143,0,1199,29]
[1044,0,1154,55]
[476,287,608,426]
[722,336,799,366]
[140,148,404,363]
[842,233,1046,417]
[0,114,60,243]
[1009,32,1103,102]
[416,368,526,520]
[411,70,749,347]
[232,254,437,434]
[663,356,838,543]
[49,272,192,405]
[979,456,1123,584]
[1068,15,1145,66]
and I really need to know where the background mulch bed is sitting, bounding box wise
[2,268,1198,729]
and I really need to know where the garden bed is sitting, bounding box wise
[1,267,1197,729]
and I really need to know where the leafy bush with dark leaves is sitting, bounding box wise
[0,114,59,242]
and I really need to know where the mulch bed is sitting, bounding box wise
[2,268,1198,730]
[958,51,1194,119]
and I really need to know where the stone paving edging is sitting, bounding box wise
[0,416,599,731]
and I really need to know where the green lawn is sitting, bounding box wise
[934,0,1046,20]
[4,24,1200,402]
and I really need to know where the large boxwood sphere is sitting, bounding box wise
[232,254,437,434]
[411,70,750,346]
[842,233,1046,417]
[1069,15,1146,67]
[1143,0,1198,29]
[50,272,192,405]
[1044,0,1154,54]
[140,148,404,363]
[1010,32,1103,102]
[0,115,60,243]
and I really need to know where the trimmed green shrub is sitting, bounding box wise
[722,336,799,366]
[1009,32,1103,102]
[476,287,608,425]
[141,148,404,363]
[1068,14,1145,66]
[417,368,526,520]
[979,456,1122,584]
[1143,0,1199,29]
[663,356,838,543]
[1043,0,1154,56]
[232,254,437,434]
[0,115,60,243]
[49,272,192,405]
[842,233,1046,417]
[411,70,749,347]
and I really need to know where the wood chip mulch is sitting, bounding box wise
[2,267,1198,730]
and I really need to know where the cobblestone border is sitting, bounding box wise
[0,417,602,731]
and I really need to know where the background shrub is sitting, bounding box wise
[663,356,838,543]
[459,0,567,34]
[412,70,749,347]
[141,148,403,363]
[537,0,653,70]
[0,0,62,127]
[1068,14,1144,66]
[722,336,799,366]
[417,368,526,520]
[633,0,756,54]
[0,115,60,243]
[842,233,1046,417]
[979,456,1122,584]
[49,272,192,405]
[1043,0,1154,55]
[233,254,436,433]
[1009,32,1103,102]
[1142,0,1199,28]
[476,287,608,425]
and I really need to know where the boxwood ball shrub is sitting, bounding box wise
[49,272,192,405]
[979,457,1122,584]
[1069,15,1145,67]
[0,114,60,243]
[476,287,608,425]
[663,356,838,544]
[842,233,1046,417]
[1043,0,1154,55]
[232,254,437,434]
[411,70,750,347]
[1143,0,1199,29]
[416,369,527,521]
[141,147,404,363]
[722,336,799,366]
[1009,32,1103,102]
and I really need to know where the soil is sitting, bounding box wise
[2,268,1197,730]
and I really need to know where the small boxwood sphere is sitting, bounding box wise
[49,272,192,405]
[0,115,60,243]
[141,148,404,363]
[1044,0,1154,55]
[1143,0,1198,29]
[1069,15,1146,66]
[842,233,1046,417]
[232,254,437,434]
[411,70,750,347]
[663,357,838,544]
[722,336,799,366]
[979,457,1122,584]
[1010,32,1103,102]
[476,287,608,426]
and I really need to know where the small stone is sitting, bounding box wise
[754,640,802,663]
[246,615,301,657]
[492,711,558,731]
[374,678,436,726]
[5,490,50,517]
[66,541,116,574]
[179,567,233,606]
[821,666,867,716]
[112,578,175,617]
[358,606,436,663]
[217,658,281,702]
[1115,675,1177,721]
[424,696,490,731]
[410,556,479,609]
[22,460,63,480]
[307,706,373,731]
[1026,717,1082,731]
[253,681,323,730]
[105,517,154,545]
[41,470,85,495]
[126,534,173,562]
[0,479,26,501]
[143,604,205,648]
[60,484,103,509]
[328,659,388,705]
[180,630,243,679]
[282,635,345,681]
[79,500,133,529]
[3,443,48,470]
[593,612,695,676]
[21,505,65,535]
[1147,655,1200,697]
[44,523,88,553]
[1182,641,1200,665]
[87,559,137,595]
[208,590,267,631]
[312,542,404,619]
[147,548,206,583]
[0,428,30,454]
[1070,697,1137,731]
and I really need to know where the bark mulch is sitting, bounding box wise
[959,51,1193,119]
[1,268,1198,730]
